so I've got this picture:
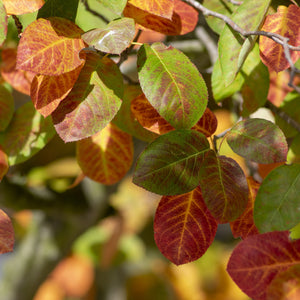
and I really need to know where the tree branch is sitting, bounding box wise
[81,0,109,23]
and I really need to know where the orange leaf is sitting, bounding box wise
[124,0,198,35]
[154,187,218,265]
[16,17,85,76]
[76,123,133,185]
[230,177,260,239]
[259,5,300,72]
[227,231,300,300]
[3,0,44,15]
[0,209,14,254]
[1,48,35,95]
[31,64,83,117]
[0,146,9,181]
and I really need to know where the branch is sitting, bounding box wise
[12,15,22,37]
[81,0,109,23]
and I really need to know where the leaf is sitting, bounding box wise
[226,118,288,164]
[0,145,9,180]
[52,53,123,143]
[218,0,271,86]
[133,129,211,195]
[16,17,85,76]
[267,265,300,300]
[137,42,208,129]
[0,0,7,46]
[154,187,218,265]
[254,163,300,232]
[3,0,44,15]
[31,64,83,117]
[227,231,300,300]
[76,123,133,185]
[259,5,300,72]
[199,153,249,223]
[37,0,79,22]
[0,101,56,165]
[0,84,14,131]
[1,48,35,95]
[124,0,198,36]
[97,0,127,16]
[230,177,260,239]
[82,18,136,55]
[0,209,14,254]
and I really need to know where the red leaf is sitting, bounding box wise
[227,231,300,300]
[0,209,14,254]
[3,0,44,15]
[259,5,300,72]
[154,187,218,265]
[230,177,260,239]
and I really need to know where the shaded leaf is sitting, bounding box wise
[133,129,211,195]
[230,177,260,239]
[137,42,208,129]
[226,118,288,164]
[254,163,300,232]
[259,5,300,72]
[227,231,300,300]
[77,123,133,185]
[0,101,56,165]
[16,17,85,76]
[154,187,218,265]
[82,18,136,55]
[3,0,44,15]
[31,64,83,117]
[0,0,7,46]
[0,145,8,180]
[0,84,14,131]
[97,0,127,16]
[52,53,123,142]
[199,153,249,223]
[1,48,35,95]
[0,209,14,254]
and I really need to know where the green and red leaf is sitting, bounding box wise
[154,187,218,265]
[0,209,14,254]
[3,0,44,15]
[0,84,14,131]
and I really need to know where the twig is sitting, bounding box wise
[81,0,109,23]
[12,15,23,37]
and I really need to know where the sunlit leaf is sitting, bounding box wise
[31,64,83,117]
[96,0,127,16]
[133,129,211,195]
[52,53,123,143]
[0,0,7,46]
[0,145,8,180]
[0,209,14,254]
[227,231,300,300]
[230,177,260,239]
[226,118,288,164]
[0,101,55,165]
[254,163,300,232]
[137,42,208,129]
[76,123,133,185]
[16,17,85,76]
[3,0,44,15]
[82,18,136,55]
[199,152,249,223]
[154,187,218,265]
[0,85,14,131]
[1,48,35,95]
[259,5,300,72]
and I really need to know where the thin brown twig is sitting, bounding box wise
[81,0,109,23]
[12,15,23,37]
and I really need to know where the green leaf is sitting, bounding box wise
[218,0,271,86]
[137,42,208,129]
[0,85,14,131]
[254,164,300,232]
[0,0,7,46]
[133,129,211,195]
[96,0,127,15]
[37,0,79,22]
[0,102,55,165]
[226,118,288,164]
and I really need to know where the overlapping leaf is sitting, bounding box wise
[1,48,35,95]
[137,42,208,129]
[97,0,127,16]
[133,129,211,195]
[230,177,260,239]
[199,153,249,223]
[0,209,14,254]
[254,164,300,232]
[259,5,300,72]
[226,118,288,164]
[77,123,133,185]
[227,231,300,300]
[154,187,218,265]
[0,146,8,180]
[82,18,136,55]
[0,101,55,165]
[124,0,198,35]
[0,0,7,46]
[52,53,123,142]
[3,0,44,15]
[0,85,14,131]
[16,17,85,76]
[31,64,83,117]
